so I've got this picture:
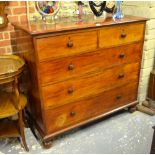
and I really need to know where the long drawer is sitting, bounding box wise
[42,62,140,109]
[99,23,144,48]
[35,31,97,61]
[44,82,138,134]
[39,42,143,85]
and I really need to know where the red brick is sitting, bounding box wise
[8,15,19,23]
[0,40,11,46]
[0,2,30,55]
[9,1,19,7]
[0,33,3,40]
[0,25,14,33]
[10,31,16,39]
[0,2,26,55]
[0,47,6,55]
[7,24,14,31]
[19,1,26,6]
[4,6,12,15]
[29,7,35,13]
[13,7,26,15]
[20,15,28,22]
[3,32,10,40]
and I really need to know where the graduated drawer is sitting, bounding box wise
[42,62,140,109]
[44,82,138,134]
[35,31,97,61]
[39,42,143,85]
[99,23,144,48]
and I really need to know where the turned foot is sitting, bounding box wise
[42,141,52,149]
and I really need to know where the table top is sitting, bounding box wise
[0,55,25,84]
[12,15,147,36]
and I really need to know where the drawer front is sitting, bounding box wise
[42,62,140,109]
[45,82,138,134]
[99,23,144,48]
[39,42,143,85]
[36,31,97,61]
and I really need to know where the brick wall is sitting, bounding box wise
[0,1,27,55]
[123,2,155,103]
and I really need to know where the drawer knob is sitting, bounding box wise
[67,41,73,48]
[118,73,124,79]
[119,53,125,58]
[121,32,127,38]
[70,111,76,116]
[116,95,122,100]
[68,64,74,70]
[68,88,74,94]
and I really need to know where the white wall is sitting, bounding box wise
[123,2,155,103]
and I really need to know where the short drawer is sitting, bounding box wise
[35,31,97,61]
[42,62,140,109]
[99,23,144,48]
[39,42,143,85]
[44,82,138,134]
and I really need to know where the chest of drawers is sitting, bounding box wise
[13,15,146,147]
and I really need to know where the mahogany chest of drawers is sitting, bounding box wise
[13,15,146,147]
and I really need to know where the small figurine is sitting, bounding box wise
[77,1,83,20]
[113,1,123,19]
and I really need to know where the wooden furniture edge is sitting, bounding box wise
[12,15,147,36]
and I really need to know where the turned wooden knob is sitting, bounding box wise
[67,40,73,48]
[70,111,76,116]
[68,64,74,70]
[119,53,125,58]
[120,32,127,38]
[116,95,122,100]
[118,73,124,79]
[68,88,74,94]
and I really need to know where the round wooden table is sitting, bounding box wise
[0,55,28,151]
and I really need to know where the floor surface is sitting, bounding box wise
[0,110,155,154]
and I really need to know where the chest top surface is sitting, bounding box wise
[12,15,147,36]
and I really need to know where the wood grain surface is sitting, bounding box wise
[35,31,97,61]
[42,62,140,109]
[99,23,144,48]
[39,42,143,85]
[44,82,138,134]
